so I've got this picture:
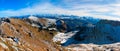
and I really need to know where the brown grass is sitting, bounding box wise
[0,18,65,51]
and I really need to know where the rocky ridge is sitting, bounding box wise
[0,15,119,51]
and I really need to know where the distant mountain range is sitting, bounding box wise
[0,15,120,51]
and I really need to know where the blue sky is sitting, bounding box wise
[0,0,120,21]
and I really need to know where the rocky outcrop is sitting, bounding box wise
[56,19,67,32]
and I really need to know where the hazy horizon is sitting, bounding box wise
[0,0,120,20]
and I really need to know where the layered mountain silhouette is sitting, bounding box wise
[0,15,120,51]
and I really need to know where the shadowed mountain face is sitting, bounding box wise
[0,15,120,51]
[61,20,120,46]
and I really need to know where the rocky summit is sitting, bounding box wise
[0,15,120,51]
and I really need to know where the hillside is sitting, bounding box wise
[0,15,120,51]
[0,17,66,51]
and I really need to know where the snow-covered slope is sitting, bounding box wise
[53,19,120,46]
[1,15,119,51]
[53,31,78,43]
[28,15,39,22]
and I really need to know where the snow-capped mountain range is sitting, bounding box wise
[0,14,120,51]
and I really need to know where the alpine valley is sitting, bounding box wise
[0,14,120,51]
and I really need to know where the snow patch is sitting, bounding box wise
[47,19,56,23]
[53,31,78,43]
[28,15,39,21]
[31,23,41,27]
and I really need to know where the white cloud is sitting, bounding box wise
[0,0,120,21]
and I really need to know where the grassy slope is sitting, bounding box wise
[0,18,65,51]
